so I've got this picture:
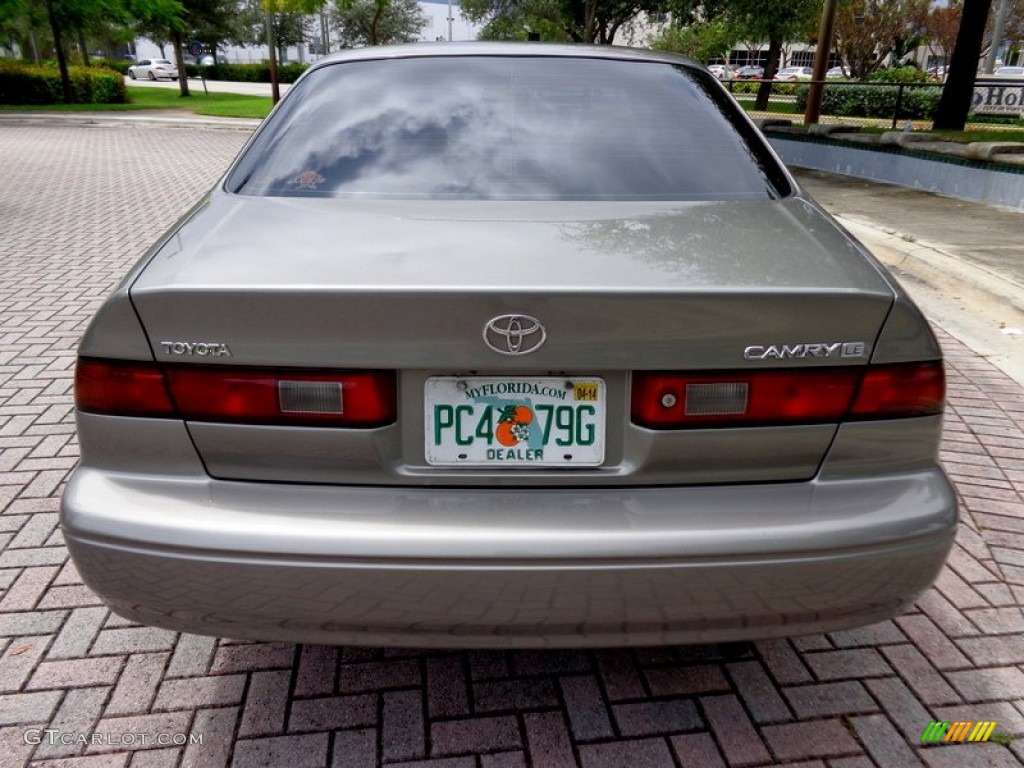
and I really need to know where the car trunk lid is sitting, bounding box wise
[128,194,895,486]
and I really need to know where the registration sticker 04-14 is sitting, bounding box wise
[424,376,606,467]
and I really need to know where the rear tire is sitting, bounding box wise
[128,71,136,80]
[148,71,156,81]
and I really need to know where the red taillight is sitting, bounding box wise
[851,361,945,417]
[75,358,396,428]
[165,367,396,427]
[75,359,176,418]
[632,362,944,429]
[632,369,860,428]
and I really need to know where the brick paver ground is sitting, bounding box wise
[1,123,1022,767]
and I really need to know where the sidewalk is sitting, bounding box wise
[796,169,1024,386]
[0,110,261,130]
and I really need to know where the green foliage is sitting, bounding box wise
[726,0,818,49]
[461,0,658,44]
[185,61,309,82]
[90,57,134,74]
[868,65,930,83]
[477,13,573,42]
[649,20,738,63]
[727,80,798,96]
[0,61,126,104]
[794,83,941,119]
[834,0,932,79]
[332,0,427,47]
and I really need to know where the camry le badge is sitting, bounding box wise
[743,341,867,360]
[483,314,546,356]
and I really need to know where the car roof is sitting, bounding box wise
[305,42,701,73]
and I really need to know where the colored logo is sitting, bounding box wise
[483,314,546,356]
[495,405,533,446]
[921,721,997,743]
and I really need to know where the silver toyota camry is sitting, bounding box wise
[61,43,957,648]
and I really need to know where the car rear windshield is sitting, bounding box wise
[227,55,789,201]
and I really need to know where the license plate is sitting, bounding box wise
[425,376,606,467]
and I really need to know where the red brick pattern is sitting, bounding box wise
[1,124,1022,766]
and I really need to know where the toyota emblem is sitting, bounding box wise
[483,314,547,356]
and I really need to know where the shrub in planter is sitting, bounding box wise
[795,83,940,120]
[868,66,930,84]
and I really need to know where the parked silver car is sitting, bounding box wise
[127,58,178,80]
[62,43,957,649]
[773,66,814,81]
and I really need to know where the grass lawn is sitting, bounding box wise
[737,99,799,115]
[0,85,271,119]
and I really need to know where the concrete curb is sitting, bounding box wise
[770,133,1024,210]
[839,214,1024,386]
[837,214,1024,314]
[0,111,261,131]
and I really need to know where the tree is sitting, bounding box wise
[649,19,738,63]
[44,0,73,101]
[460,0,669,44]
[187,0,249,59]
[982,0,1023,64]
[241,3,307,59]
[0,0,49,63]
[466,0,575,42]
[331,0,426,47]
[925,1,962,66]
[833,0,930,79]
[255,0,320,101]
[934,0,995,129]
[727,0,818,108]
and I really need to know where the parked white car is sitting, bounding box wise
[127,59,178,81]
[708,64,733,80]
[774,66,814,82]
[993,66,1024,78]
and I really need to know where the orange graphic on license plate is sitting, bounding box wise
[495,405,534,446]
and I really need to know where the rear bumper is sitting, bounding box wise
[61,466,957,648]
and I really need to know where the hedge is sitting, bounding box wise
[90,58,134,75]
[184,62,309,83]
[0,62,127,104]
[868,66,931,84]
[794,83,941,120]
[727,80,799,96]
